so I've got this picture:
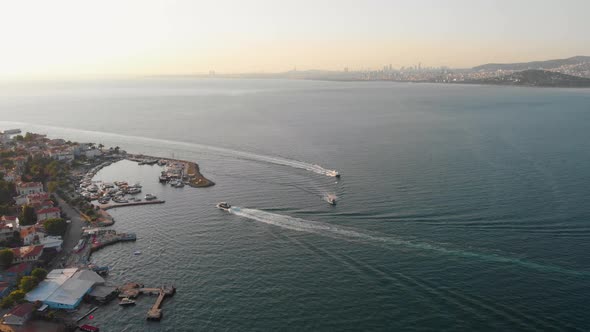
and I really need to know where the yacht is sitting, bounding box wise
[145,194,157,201]
[216,202,231,211]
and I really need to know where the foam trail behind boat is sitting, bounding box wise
[228,207,589,277]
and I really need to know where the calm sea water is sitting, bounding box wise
[1,79,589,331]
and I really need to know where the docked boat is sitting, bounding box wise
[216,202,231,211]
[119,297,136,306]
[112,196,128,204]
[79,325,100,332]
[173,181,185,188]
[145,194,157,201]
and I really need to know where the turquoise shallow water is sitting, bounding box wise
[1,79,590,331]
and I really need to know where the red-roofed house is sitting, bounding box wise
[31,200,54,211]
[26,193,50,205]
[36,207,60,222]
[16,182,43,195]
[11,245,44,264]
[20,226,45,245]
[2,302,35,325]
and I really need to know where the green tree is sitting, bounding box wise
[47,181,59,193]
[0,179,15,205]
[9,290,25,302]
[19,276,37,292]
[0,248,14,267]
[31,268,48,281]
[43,218,67,236]
[0,296,14,308]
[19,205,36,226]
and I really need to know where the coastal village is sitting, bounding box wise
[0,129,212,331]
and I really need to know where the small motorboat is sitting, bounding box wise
[79,325,100,332]
[145,194,157,201]
[326,194,337,205]
[328,170,341,178]
[134,250,142,256]
[119,297,136,306]
[216,202,231,211]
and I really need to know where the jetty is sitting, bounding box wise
[117,283,176,321]
[145,286,176,321]
[101,200,165,210]
[76,306,99,322]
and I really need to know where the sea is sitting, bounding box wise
[0,79,589,331]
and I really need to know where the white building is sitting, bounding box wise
[16,182,44,196]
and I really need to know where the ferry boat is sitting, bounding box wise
[119,297,136,306]
[145,194,157,201]
[216,202,231,211]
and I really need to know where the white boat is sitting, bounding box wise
[327,170,341,178]
[133,250,141,255]
[145,194,157,201]
[119,297,136,306]
[327,194,337,205]
[216,202,231,211]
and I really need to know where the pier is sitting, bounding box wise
[101,200,165,210]
[118,283,176,321]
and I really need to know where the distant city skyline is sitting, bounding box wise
[1,0,589,79]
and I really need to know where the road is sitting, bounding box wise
[51,195,87,268]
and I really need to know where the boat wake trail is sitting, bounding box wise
[229,207,589,277]
[0,121,339,178]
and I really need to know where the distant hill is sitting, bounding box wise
[473,56,590,71]
[466,69,590,87]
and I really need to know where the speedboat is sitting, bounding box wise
[119,297,136,306]
[79,325,100,332]
[328,170,341,178]
[134,250,141,255]
[327,194,337,205]
[145,194,157,200]
[216,202,231,211]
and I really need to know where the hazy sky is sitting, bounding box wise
[1,0,589,78]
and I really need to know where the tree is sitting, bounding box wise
[8,290,25,303]
[31,268,48,281]
[43,218,67,236]
[0,248,13,267]
[47,181,58,193]
[19,205,36,226]
[0,179,15,205]
[19,276,37,292]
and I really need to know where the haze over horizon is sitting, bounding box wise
[1,0,589,79]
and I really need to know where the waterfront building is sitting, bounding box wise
[25,268,105,310]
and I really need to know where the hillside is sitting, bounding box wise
[466,69,590,87]
[473,56,590,71]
